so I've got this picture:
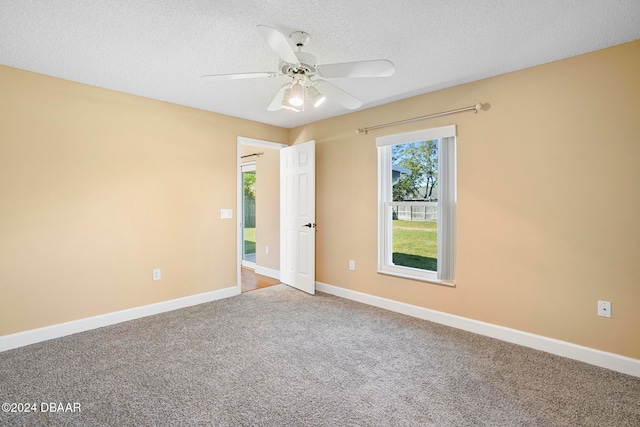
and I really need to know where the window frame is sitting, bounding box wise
[376,125,457,286]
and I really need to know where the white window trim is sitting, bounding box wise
[377,125,456,286]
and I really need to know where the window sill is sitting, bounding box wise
[377,269,456,287]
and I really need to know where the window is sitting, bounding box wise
[377,125,456,284]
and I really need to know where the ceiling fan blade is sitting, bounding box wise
[267,85,288,111]
[257,25,299,65]
[314,80,363,110]
[317,59,395,78]
[200,71,279,80]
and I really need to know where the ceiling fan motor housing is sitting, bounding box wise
[281,51,318,76]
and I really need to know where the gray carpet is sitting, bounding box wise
[1,284,639,426]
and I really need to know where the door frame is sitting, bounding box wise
[236,137,287,292]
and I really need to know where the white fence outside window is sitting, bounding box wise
[394,202,438,221]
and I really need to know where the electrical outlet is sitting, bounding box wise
[152,268,161,281]
[266,246,270,254]
[220,208,233,219]
[349,260,355,271]
[597,300,611,318]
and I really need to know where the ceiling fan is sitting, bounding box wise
[201,25,396,112]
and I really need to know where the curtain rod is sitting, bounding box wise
[241,152,264,159]
[356,103,484,135]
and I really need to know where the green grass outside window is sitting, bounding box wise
[392,220,437,271]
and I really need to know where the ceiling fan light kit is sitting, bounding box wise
[307,86,327,108]
[283,79,305,107]
[280,77,328,112]
[201,25,396,113]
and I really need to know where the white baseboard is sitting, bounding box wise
[0,286,240,353]
[254,265,280,280]
[316,281,640,378]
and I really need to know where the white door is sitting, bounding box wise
[280,140,316,295]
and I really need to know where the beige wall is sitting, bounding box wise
[0,65,287,336]
[2,40,639,361]
[240,145,280,271]
[291,40,640,359]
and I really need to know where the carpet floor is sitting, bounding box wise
[1,284,639,426]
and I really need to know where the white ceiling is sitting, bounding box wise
[1,1,639,129]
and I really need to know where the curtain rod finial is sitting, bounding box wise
[474,103,483,112]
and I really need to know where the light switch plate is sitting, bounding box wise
[220,208,233,219]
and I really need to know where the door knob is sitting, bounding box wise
[303,223,316,228]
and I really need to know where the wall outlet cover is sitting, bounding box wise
[597,300,611,318]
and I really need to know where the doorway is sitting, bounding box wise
[237,137,288,293]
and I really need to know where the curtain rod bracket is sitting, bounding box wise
[357,102,484,135]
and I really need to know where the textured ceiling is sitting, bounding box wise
[1,1,640,129]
